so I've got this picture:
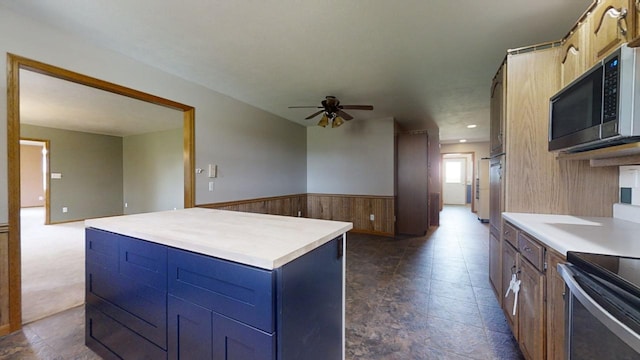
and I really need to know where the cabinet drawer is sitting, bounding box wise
[86,228,118,269]
[168,248,275,333]
[87,305,167,360]
[87,261,167,348]
[119,235,167,291]
[518,232,544,271]
[503,222,518,247]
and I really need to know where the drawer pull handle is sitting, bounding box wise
[522,246,532,253]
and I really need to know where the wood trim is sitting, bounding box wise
[307,194,395,236]
[199,194,308,218]
[7,53,21,332]
[589,154,640,166]
[0,324,10,337]
[184,109,195,208]
[8,54,193,111]
[202,194,396,237]
[6,53,197,332]
[200,194,309,208]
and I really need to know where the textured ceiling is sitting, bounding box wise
[20,70,183,137]
[3,0,592,142]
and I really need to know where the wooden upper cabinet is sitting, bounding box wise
[561,20,589,87]
[591,0,631,63]
[490,64,506,156]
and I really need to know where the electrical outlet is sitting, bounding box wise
[370,214,375,221]
[62,207,68,213]
[297,211,302,217]
[208,181,214,191]
[124,203,128,208]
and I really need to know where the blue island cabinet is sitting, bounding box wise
[85,227,344,360]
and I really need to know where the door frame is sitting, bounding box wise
[6,53,196,332]
[440,152,476,212]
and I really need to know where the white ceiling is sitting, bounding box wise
[4,0,592,142]
[20,69,183,137]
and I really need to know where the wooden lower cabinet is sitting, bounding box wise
[546,250,567,360]
[518,256,545,360]
[502,241,519,338]
[498,221,566,360]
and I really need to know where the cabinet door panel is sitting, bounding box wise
[502,242,518,338]
[86,228,118,268]
[490,65,505,155]
[592,0,630,62]
[546,251,567,360]
[489,229,502,305]
[168,295,213,360]
[518,257,546,360]
[120,235,168,291]
[168,248,275,333]
[213,313,275,360]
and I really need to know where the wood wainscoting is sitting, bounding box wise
[199,193,395,237]
[307,194,394,236]
[0,224,9,336]
[198,194,308,217]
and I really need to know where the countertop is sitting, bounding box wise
[85,208,353,270]
[502,212,640,258]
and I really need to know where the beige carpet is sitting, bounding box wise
[21,207,85,324]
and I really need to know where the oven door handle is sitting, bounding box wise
[558,264,640,354]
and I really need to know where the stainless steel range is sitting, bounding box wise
[558,252,640,359]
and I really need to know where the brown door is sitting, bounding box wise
[396,132,428,235]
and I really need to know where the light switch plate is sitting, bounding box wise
[208,164,217,178]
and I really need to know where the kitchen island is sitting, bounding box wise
[84,208,353,360]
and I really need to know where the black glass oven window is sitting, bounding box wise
[570,298,639,359]
[551,67,603,139]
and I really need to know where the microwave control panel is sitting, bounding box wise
[603,56,619,123]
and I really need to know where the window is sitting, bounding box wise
[445,161,462,184]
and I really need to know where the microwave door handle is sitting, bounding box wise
[558,264,640,353]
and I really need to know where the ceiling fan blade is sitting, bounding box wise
[339,105,374,110]
[305,110,325,119]
[288,106,322,109]
[337,110,354,120]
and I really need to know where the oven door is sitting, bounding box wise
[558,264,640,359]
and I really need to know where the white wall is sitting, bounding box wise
[307,118,394,196]
[0,8,307,222]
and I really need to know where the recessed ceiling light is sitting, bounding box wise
[467,124,477,128]
[459,139,467,143]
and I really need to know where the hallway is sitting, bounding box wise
[0,205,522,359]
[345,205,522,359]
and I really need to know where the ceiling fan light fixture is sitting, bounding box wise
[318,114,329,127]
[332,116,344,128]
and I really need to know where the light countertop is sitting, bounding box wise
[85,208,353,270]
[503,212,640,258]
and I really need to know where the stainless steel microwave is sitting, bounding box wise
[549,44,640,152]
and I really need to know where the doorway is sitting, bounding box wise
[6,54,196,332]
[441,152,475,212]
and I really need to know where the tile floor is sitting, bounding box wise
[0,205,523,359]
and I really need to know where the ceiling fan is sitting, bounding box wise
[288,96,374,128]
